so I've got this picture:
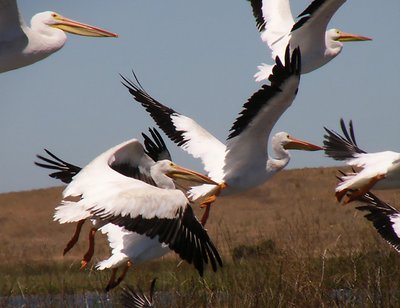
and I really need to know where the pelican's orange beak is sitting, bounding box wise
[337,31,371,42]
[51,12,118,37]
[284,136,323,151]
[166,164,219,185]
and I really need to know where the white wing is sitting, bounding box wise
[248,0,294,57]
[122,75,226,182]
[63,138,155,198]
[223,47,301,183]
[290,0,346,58]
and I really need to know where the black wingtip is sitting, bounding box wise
[323,119,366,161]
[34,149,81,184]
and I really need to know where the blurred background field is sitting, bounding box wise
[1,167,400,307]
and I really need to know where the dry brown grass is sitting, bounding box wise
[1,167,400,306]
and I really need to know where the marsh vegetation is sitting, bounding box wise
[2,167,400,307]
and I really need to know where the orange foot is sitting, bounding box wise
[336,174,385,205]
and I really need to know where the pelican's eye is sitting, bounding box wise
[51,13,58,18]
[169,162,175,167]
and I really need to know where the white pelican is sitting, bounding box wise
[122,47,322,224]
[120,278,156,308]
[324,119,400,204]
[49,138,221,278]
[354,192,400,253]
[247,0,372,81]
[0,0,117,73]
[35,129,221,291]
[35,129,177,290]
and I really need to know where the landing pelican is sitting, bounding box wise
[0,0,117,72]
[247,0,371,81]
[52,138,221,278]
[123,47,322,225]
[324,119,400,204]
[36,129,180,290]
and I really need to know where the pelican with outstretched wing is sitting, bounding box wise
[324,119,400,204]
[36,129,221,290]
[247,0,371,81]
[123,46,322,225]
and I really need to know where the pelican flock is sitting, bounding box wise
[3,0,397,304]
[0,0,117,72]
[247,0,371,81]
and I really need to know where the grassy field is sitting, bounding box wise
[1,167,400,307]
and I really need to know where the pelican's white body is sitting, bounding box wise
[253,0,347,81]
[337,151,400,192]
[97,224,169,270]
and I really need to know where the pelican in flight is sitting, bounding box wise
[324,119,400,204]
[0,0,117,73]
[39,136,221,281]
[123,47,322,224]
[247,0,371,81]
[36,129,183,290]
[352,192,400,253]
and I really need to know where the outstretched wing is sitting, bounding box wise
[323,118,366,161]
[35,149,81,184]
[356,192,400,253]
[95,204,223,277]
[290,0,346,53]
[223,46,301,180]
[121,73,226,181]
[247,0,294,55]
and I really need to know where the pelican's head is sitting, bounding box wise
[156,160,218,185]
[274,132,322,152]
[32,11,118,37]
[328,29,371,43]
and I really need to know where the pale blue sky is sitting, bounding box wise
[1,0,399,193]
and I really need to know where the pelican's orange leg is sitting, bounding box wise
[200,203,211,226]
[81,227,97,268]
[335,189,349,203]
[199,183,227,226]
[106,261,132,292]
[105,268,119,292]
[63,219,86,256]
[115,261,132,286]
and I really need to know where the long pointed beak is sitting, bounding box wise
[284,137,323,151]
[338,32,372,42]
[166,165,219,185]
[51,15,118,37]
